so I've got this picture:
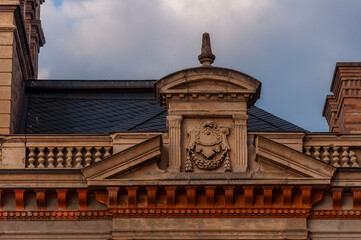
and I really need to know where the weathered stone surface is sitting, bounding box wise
[112,218,308,239]
[1,5,361,239]
[0,220,112,239]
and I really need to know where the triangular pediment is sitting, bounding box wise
[255,135,336,181]
[82,135,162,180]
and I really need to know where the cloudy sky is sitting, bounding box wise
[38,0,361,132]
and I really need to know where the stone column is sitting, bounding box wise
[167,115,183,172]
[233,114,248,172]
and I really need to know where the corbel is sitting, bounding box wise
[262,186,274,208]
[13,189,26,210]
[56,189,68,210]
[281,186,293,208]
[224,186,235,208]
[185,186,197,208]
[34,189,46,210]
[332,188,343,210]
[106,187,119,208]
[243,186,255,208]
[311,190,325,207]
[352,188,361,209]
[164,186,177,208]
[300,186,312,208]
[93,191,107,206]
[126,187,138,208]
[77,189,88,210]
[146,187,158,208]
[204,186,216,208]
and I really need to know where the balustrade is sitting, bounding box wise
[26,146,113,169]
[304,145,359,168]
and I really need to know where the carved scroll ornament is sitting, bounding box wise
[185,121,231,172]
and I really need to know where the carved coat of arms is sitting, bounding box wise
[185,121,231,172]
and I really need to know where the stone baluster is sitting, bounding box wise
[332,146,340,167]
[37,147,45,168]
[47,147,55,168]
[304,146,311,156]
[84,147,92,167]
[341,147,350,167]
[104,147,111,158]
[28,147,36,168]
[75,147,83,168]
[66,147,73,168]
[56,147,64,168]
[313,147,321,160]
[94,147,102,162]
[350,151,359,167]
[322,146,330,164]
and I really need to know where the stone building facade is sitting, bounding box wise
[0,1,361,239]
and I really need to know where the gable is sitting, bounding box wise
[154,66,262,108]
[255,135,336,182]
[82,135,162,180]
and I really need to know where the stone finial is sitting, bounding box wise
[198,33,215,66]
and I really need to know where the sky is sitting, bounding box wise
[38,0,361,132]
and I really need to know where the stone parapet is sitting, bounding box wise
[0,135,113,169]
[303,133,361,168]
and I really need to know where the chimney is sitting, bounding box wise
[0,0,45,134]
[323,62,361,133]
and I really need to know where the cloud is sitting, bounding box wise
[38,0,361,132]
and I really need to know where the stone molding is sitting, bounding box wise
[82,135,162,179]
[154,66,261,110]
[255,135,336,180]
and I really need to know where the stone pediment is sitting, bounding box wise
[154,66,261,109]
[82,133,336,186]
[255,135,336,182]
[82,135,162,180]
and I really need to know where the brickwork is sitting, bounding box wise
[0,1,45,133]
[0,5,15,134]
[323,63,361,133]
[10,37,24,132]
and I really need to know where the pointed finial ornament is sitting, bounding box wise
[198,32,215,66]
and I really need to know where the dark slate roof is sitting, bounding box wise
[248,107,305,132]
[21,80,306,134]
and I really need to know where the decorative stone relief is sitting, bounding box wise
[185,121,231,172]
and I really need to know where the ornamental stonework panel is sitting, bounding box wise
[185,121,231,172]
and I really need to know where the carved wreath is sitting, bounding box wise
[185,121,231,172]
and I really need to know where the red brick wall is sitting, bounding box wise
[324,64,361,133]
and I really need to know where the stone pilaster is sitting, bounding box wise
[167,115,183,172]
[233,114,248,172]
[0,4,16,134]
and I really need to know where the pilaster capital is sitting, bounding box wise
[232,114,248,125]
[166,115,183,127]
